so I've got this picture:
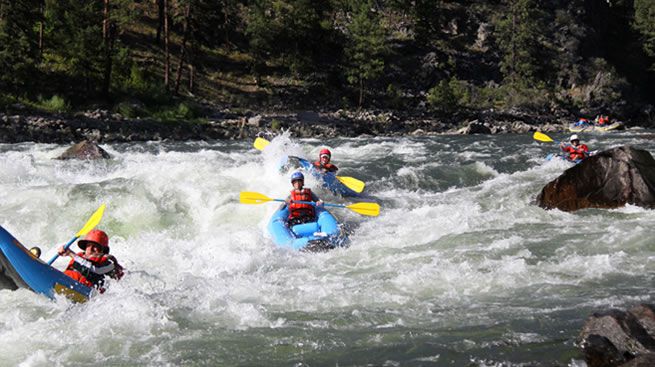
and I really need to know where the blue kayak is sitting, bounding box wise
[0,225,92,302]
[546,150,597,164]
[267,205,347,251]
[286,156,361,197]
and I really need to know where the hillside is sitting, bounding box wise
[1,0,655,127]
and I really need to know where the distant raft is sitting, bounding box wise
[568,121,624,133]
[0,225,92,302]
[267,206,347,251]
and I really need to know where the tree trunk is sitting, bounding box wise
[188,64,194,92]
[358,76,364,108]
[174,3,191,94]
[38,0,44,57]
[156,0,164,44]
[164,0,170,88]
[102,0,112,97]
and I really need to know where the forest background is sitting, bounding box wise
[1,0,655,126]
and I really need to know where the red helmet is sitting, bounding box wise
[319,148,331,158]
[78,229,110,254]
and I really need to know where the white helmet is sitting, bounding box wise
[570,134,580,142]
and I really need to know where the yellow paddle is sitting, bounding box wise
[252,137,366,193]
[253,137,270,151]
[532,131,559,144]
[47,204,107,265]
[239,191,380,217]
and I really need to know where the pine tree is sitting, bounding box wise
[494,0,545,88]
[0,0,41,97]
[344,0,388,107]
[634,0,655,62]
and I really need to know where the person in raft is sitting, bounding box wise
[57,229,123,292]
[560,134,589,162]
[312,148,339,174]
[285,172,323,226]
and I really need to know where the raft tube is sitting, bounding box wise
[0,225,92,302]
[291,156,361,197]
[267,205,346,251]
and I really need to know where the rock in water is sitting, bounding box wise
[536,146,655,211]
[57,140,111,160]
[577,305,655,367]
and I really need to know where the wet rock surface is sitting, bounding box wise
[536,146,655,211]
[57,140,111,160]
[578,304,655,367]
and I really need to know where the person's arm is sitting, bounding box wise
[71,254,115,275]
[311,192,323,206]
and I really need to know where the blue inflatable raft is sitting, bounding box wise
[285,156,361,197]
[0,225,92,302]
[267,205,347,251]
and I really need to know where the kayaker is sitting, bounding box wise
[312,148,339,174]
[560,134,589,161]
[285,172,323,225]
[57,229,123,292]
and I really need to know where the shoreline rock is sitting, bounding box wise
[0,108,636,144]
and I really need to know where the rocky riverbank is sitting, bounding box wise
[0,107,624,144]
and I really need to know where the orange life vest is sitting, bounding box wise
[288,188,315,219]
[562,144,589,161]
[312,161,338,173]
[64,252,112,288]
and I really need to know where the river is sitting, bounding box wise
[0,130,654,366]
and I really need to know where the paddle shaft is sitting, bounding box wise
[273,198,343,208]
[47,236,79,265]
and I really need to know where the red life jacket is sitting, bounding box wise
[312,161,338,173]
[563,144,589,161]
[288,188,315,219]
[64,252,112,289]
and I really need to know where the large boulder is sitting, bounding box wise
[577,305,655,367]
[57,140,111,160]
[536,146,655,211]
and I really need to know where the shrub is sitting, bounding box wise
[427,79,458,112]
[36,95,70,113]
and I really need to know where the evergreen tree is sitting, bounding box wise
[634,0,655,62]
[0,0,41,97]
[494,0,545,88]
[246,0,336,78]
[344,0,388,107]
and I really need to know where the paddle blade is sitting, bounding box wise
[533,131,554,143]
[75,204,106,237]
[346,202,380,216]
[253,137,270,151]
[336,176,366,193]
[240,191,274,204]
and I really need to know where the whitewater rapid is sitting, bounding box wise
[0,131,653,366]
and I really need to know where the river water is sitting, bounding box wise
[0,130,653,366]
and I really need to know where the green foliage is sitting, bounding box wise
[246,0,336,76]
[427,79,457,112]
[344,0,389,107]
[426,78,472,112]
[151,102,203,122]
[0,0,42,96]
[494,0,545,88]
[386,84,403,109]
[634,0,655,63]
[34,95,70,113]
[270,119,281,130]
